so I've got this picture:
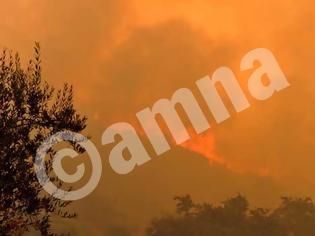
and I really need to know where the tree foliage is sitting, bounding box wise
[147,195,315,236]
[0,44,87,235]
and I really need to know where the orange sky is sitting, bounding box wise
[2,0,315,235]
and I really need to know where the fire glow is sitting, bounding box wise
[101,48,290,175]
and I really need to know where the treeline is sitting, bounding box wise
[146,194,315,236]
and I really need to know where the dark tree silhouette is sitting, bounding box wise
[0,43,87,235]
[147,195,315,236]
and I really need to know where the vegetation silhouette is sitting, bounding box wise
[147,194,315,236]
[0,44,86,235]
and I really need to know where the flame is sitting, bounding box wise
[181,130,226,166]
